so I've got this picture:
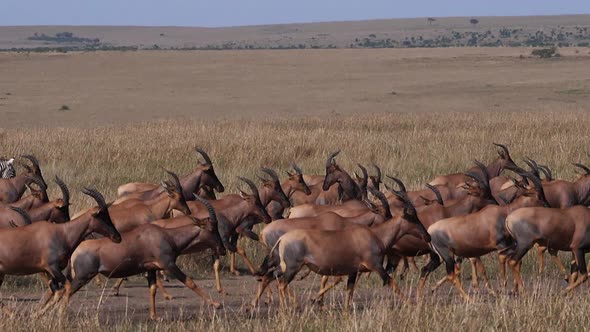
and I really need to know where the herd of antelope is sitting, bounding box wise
[1,144,590,320]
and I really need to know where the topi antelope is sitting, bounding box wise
[428,143,519,188]
[266,162,312,219]
[6,175,49,211]
[0,188,121,313]
[257,188,429,309]
[58,195,223,320]
[251,187,392,307]
[504,204,590,294]
[419,172,549,301]
[114,147,224,204]
[173,176,270,293]
[0,155,47,203]
[0,176,70,225]
[388,163,497,280]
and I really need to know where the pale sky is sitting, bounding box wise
[2,0,590,27]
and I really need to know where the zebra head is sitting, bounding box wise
[0,158,16,179]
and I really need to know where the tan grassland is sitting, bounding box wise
[0,46,589,330]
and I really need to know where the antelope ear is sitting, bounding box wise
[161,181,174,195]
[201,164,212,171]
[239,190,249,199]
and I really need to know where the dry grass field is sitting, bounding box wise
[1,45,590,331]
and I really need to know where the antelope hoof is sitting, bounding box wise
[164,295,174,301]
[217,288,229,296]
[211,302,222,310]
[150,315,163,322]
[231,270,241,276]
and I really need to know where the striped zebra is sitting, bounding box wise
[0,157,16,179]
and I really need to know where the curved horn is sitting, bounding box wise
[464,171,490,196]
[538,164,553,181]
[573,163,590,175]
[163,169,183,194]
[473,159,489,183]
[368,187,392,219]
[523,157,540,178]
[82,187,108,209]
[357,164,368,184]
[25,174,47,190]
[20,154,40,169]
[325,150,341,168]
[372,163,382,184]
[493,143,510,158]
[195,147,212,166]
[392,190,429,241]
[261,167,280,183]
[54,176,70,206]
[291,162,303,175]
[10,206,32,225]
[386,175,407,193]
[193,194,218,225]
[425,184,444,206]
[521,172,549,207]
[238,177,263,205]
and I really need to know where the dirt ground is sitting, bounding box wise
[1,271,402,322]
[1,48,589,128]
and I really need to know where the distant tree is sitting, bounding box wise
[427,17,436,25]
[470,18,479,27]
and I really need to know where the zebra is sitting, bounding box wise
[0,157,16,179]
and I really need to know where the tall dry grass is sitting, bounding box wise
[1,110,590,330]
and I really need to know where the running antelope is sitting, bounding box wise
[0,188,121,313]
[504,204,590,294]
[172,177,270,293]
[257,189,429,309]
[251,187,392,307]
[428,143,519,188]
[56,195,223,320]
[419,172,549,301]
[388,164,497,280]
[114,147,224,204]
[74,170,191,233]
[0,176,70,225]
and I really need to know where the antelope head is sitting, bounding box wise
[238,177,272,224]
[285,162,311,195]
[195,147,225,194]
[391,189,431,243]
[492,143,519,174]
[25,174,49,203]
[511,172,550,208]
[82,187,122,243]
[20,155,48,189]
[322,150,342,191]
[193,194,226,256]
[260,167,290,208]
[47,176,71,223]
[162,169,192,216]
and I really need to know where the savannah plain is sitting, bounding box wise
[1,16,590,331]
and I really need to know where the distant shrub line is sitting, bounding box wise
[3,26,589,53]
